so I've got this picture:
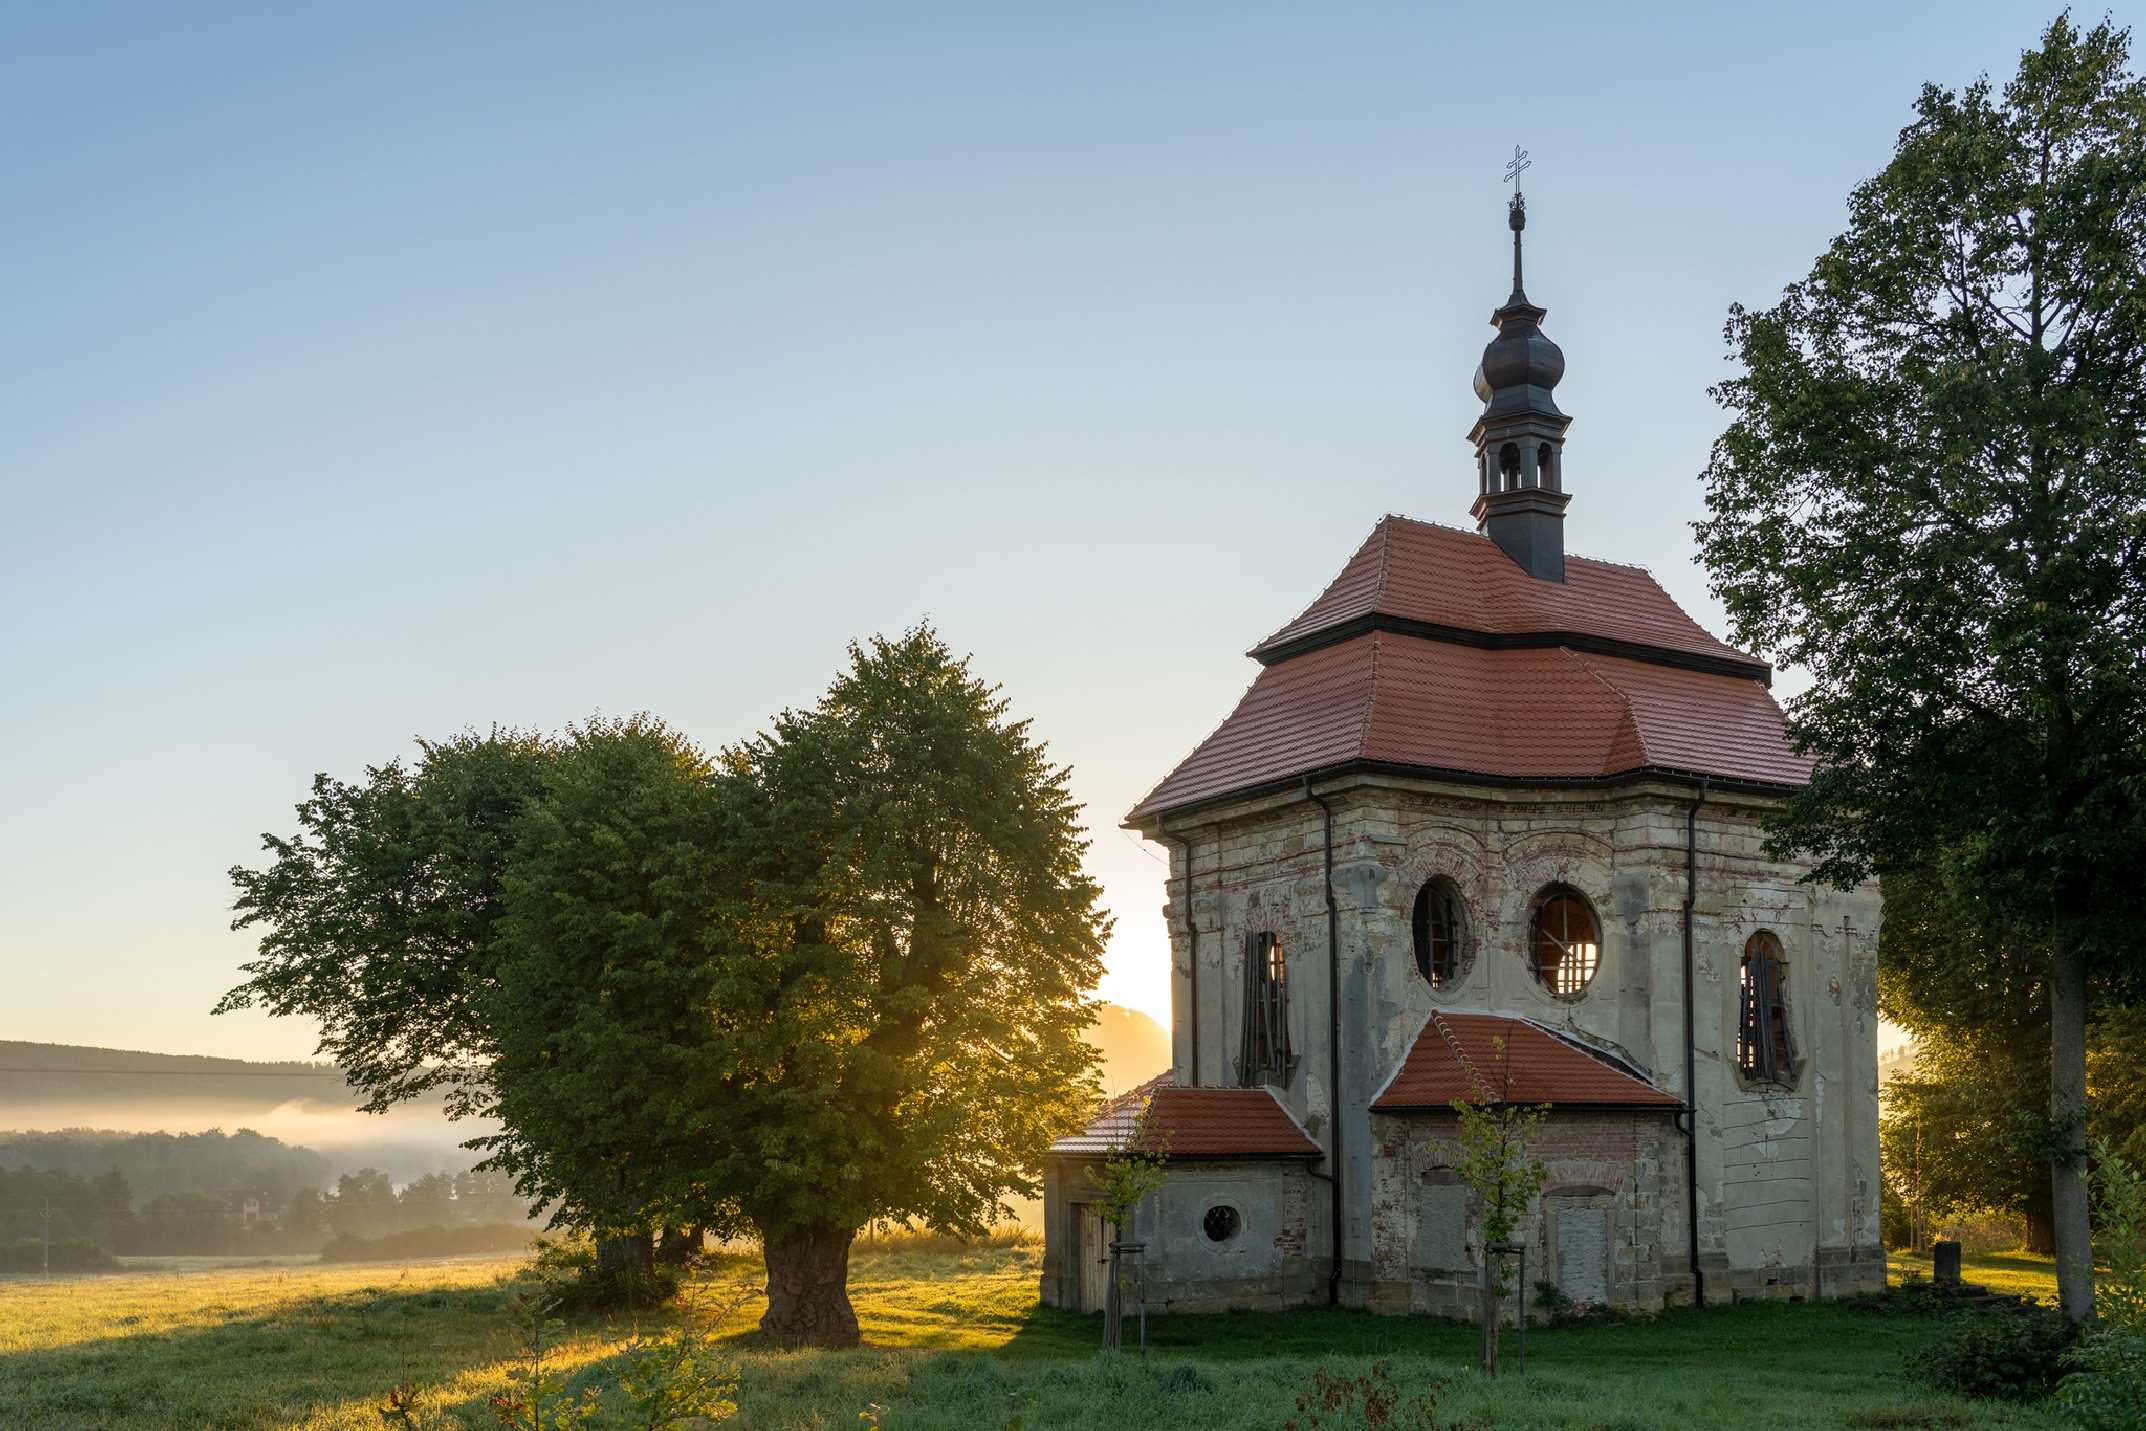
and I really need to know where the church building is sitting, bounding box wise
[1041,190,1885,1318]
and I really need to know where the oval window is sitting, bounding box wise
[1202,1204,1241,1243]
[1411,878,1469,991]
[1530,885,1601,999]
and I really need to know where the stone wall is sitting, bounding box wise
[1148,772,1885,1308]
[1364,1109,1682,1317]
[1039,1155,1321,1313]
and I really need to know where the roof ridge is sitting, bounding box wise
[1559,647,1653,771]
[1253,522,1390,656]
[1520,1019,1676,1100]
[1378,511,1670,578]
[1428,1008,1487,1102]
[1358,632,1384,760]
[1125,663,1271,822]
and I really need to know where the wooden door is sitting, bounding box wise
[1076,1204,1110,1313]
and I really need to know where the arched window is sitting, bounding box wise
[1738,931,1796,1084]
[1499,442,1520,491]
[1411,878,1470,991]
[1537,442,1556,490]
[1237,931,1296,1086]
[1530,885,1600,998]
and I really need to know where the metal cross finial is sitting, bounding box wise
[1503,145,1531,195]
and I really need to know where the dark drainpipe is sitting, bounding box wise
[1303,777,1342,1307]
[1164,825,1200,1087]
[1682,777,1711,1310]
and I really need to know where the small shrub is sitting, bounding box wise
[1853,1278,1955,1319]
[525,1238,680,1315]
[488,1290,602,1430]
[1156,1363,1216,1396]
[2057,1327,2146,1430]
[1283,1361,1453,1430]
[1906,1306,2077,1402]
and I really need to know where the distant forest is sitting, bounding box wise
[0,1128,532,1257]
[0,1128,328,1207]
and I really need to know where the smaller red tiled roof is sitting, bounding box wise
[1253,515,1762,674]
[1049,1077,1322,1159]
[1371,1013,1679,1112]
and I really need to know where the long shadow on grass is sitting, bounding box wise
[0,1276,638,1429]
[993,1294,1949,1382]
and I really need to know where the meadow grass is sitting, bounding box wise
[1888,1248,2060,1302]
[0,1245,2060,1428]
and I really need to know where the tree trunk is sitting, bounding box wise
[2023,1184,2057,1256]
[760,1224,860,1347]
[2051,935,2094,1324]
[655,1225,697,1265]
[596,1229,654,1278]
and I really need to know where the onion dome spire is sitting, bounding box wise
[1468,157,1574,583]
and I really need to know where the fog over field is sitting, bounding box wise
[0,1005,1171,1194]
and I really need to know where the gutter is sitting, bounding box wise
[1682,776,1711,1309]
[1163,825,1200,1087]
[1303,777,1342,1307]
[1130,760,1797,828]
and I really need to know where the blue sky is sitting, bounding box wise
[0,2,2092,1059]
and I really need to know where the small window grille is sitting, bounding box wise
[1412,879,1466,990]
[1738,931,1797,1084]
[1237,931,1296,1086]
[1203,1204,1241,1242]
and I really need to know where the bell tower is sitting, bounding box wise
[1468,180,1572,582]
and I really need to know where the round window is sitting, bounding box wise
[1530,885,1601,999]
[1202,1204,1241,1243]
[1411,878,1470,991]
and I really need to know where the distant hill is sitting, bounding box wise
[0,1040,473,1186]
[0,1039,370,1114]
[0,1001,1171,1148]
[1085,1004,1171,1096]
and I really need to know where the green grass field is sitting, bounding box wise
[0,1242,2063,1429]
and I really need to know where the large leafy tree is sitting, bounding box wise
[707,627,1107,1344]
[1696,16,2146,1320]
[476,717,746,1262]
[220,628,1105,1344]
[216,729,552,1116]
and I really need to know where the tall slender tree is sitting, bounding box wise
[1696,16,2146,1321]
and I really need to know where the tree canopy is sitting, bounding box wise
[698,628,1108,1341]
[217,729,553,1117]
[219,626,1106,1345]
[1696,15,2146,1320]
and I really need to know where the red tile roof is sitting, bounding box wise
[1254,516,1761,674]
[1371,1013,1680,1112]
[1127,629,1809,819]
[1049,1078,1322,1159]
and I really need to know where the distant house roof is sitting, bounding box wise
[1127,516,1803,822]
[1370,1012,1680,1113]
[1048,1075,1323,1160]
